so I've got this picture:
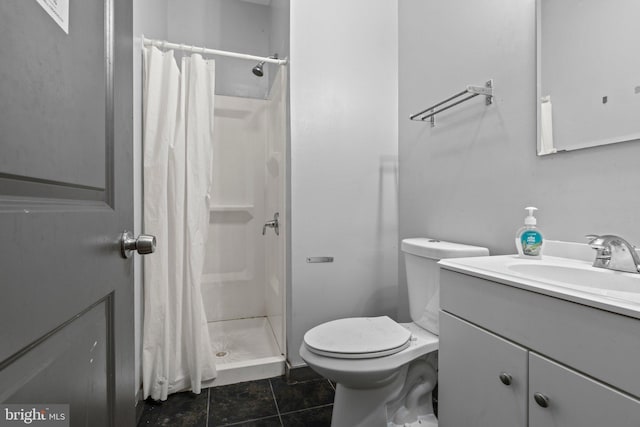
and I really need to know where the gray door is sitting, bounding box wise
[0,1,134,426]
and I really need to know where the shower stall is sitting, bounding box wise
[202,68,288,386]
[139,0,290,394]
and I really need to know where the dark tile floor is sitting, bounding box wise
[138,368,334,427]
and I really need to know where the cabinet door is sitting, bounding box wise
[439,312,528,427]
[530,353,640,427]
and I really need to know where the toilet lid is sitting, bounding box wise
[303,316,412,359]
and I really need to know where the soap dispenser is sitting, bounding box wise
[515,207,544,259]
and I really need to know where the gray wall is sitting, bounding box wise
[166,0,276,99]
[398,0,640,321]
[288,0,398,367]
[269,0,290,91]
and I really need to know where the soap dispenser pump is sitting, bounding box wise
[515,206,544,259]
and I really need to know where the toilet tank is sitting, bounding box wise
[401,238,489,335]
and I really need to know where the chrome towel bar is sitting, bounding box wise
[410,80,494,126]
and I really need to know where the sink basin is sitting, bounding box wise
[507,262,640,302]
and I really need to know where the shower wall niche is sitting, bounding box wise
[202,70,287,386]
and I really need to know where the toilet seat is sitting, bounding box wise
[303,316,412,359]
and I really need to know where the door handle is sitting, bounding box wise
[262,212,280,236]
[120,230,156,259]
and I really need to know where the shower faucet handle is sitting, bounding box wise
[262,212,280,236]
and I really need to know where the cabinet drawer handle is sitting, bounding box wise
[499,372,512,386]
[534,392,550,408]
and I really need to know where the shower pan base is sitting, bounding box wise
[204,317,285,387]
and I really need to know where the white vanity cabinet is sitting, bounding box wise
[439,268,640,427]
[529,352,640,427]
[439,312,528,427]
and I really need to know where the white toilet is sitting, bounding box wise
[299,238,489,427]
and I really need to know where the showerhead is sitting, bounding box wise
[251,54,278,77]
[252,61,265,77]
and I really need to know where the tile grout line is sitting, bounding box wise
[219,415,283,427]
[278,402,334,417]
[205,387,211,427]
[268,378,285,426]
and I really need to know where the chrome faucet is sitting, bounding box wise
[586,234,640,274]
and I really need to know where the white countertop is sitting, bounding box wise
[439,254,640,320]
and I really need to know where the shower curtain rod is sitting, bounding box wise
[142,36,289,65]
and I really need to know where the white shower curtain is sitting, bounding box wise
[142,46,217,401]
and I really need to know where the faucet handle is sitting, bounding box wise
[585,234,605,248]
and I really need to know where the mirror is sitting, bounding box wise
[536,0,640,155]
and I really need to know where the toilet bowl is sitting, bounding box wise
[300,238,489,427]
[300,319,438,389]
